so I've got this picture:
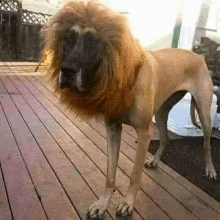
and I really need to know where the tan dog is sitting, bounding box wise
[42,1,217,218]
[93,48,216,218]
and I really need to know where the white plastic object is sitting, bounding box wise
[167,92,217,136]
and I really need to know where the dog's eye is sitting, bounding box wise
[62,33,78,57]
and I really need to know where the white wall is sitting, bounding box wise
[128,0,178,48]
[108,0,220,48]
[98,0,178,48]
[22,0,59,14]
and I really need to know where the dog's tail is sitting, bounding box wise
[190,96,201,129]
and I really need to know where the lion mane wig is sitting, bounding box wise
[42,0,146,119]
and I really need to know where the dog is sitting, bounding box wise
[42,1,217,218]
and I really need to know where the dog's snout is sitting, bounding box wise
[61,63,79,74]
[61,66,74,74]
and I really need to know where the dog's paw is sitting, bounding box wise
[205,164,217,180]
[87,200,107,219]
[116,195,134,217]
[116,202,133,216]
[144,157,158,168]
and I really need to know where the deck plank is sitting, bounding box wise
[160,163,220,213]
[0,93,47,219]
[0,164,12,220]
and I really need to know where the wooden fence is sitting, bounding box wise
[0,0,51,61]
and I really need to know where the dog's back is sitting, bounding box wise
[146,48,207,75]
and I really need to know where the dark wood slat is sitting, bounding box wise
[0,164,12,220]
[0,97,47,220]
[159,161,220,214]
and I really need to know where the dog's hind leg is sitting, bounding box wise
[191,88,217,180]
[87,118,122,219]
[145,91,187,168]
[145,105,170,168]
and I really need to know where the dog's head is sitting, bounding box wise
[59,25,103,93]
[42,1,145,118]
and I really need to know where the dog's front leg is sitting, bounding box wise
[117,123,151,216]
[87,118,122,219]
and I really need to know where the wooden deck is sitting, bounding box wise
[0,62,220,220]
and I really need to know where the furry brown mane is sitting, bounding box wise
[42,0,146,119]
